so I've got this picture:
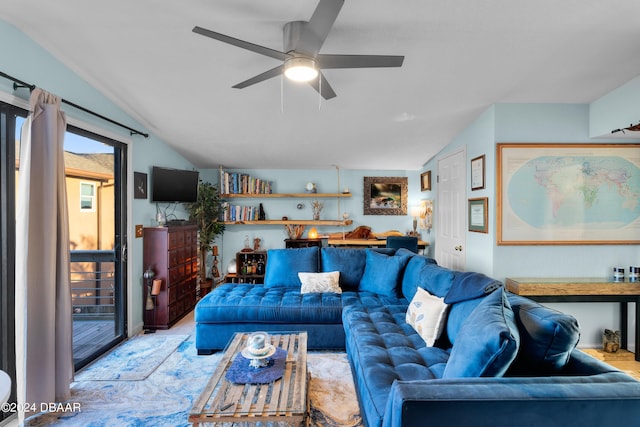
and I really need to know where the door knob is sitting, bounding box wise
[454,245,463,252]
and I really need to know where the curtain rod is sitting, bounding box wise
[0,70,149,138]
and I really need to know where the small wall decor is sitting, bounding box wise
[471,154,485,190]
[420,171,431,191]
[468,197,488,233]
[497,143,640,245]
[363,176,408,215]
[134,172,147,199]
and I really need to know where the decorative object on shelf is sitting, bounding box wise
[468,197,488,233]
[420,171,431,191]
[363,176,408,216]
[285,224,305,239]
[241,235,253,252]
[143,266,155,311]
[258,203,266,220]
[311,199,323,220]
[184,180,226,283]
[296,203,305,210]
[497,143,640,245]
[253,238,261,251]
[471,155,485,190]
[305,182,317,193]
[308,227,319,239]
[630,267,640,282]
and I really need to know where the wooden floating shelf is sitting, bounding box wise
[221,193,352,199]
[223,219,353,226]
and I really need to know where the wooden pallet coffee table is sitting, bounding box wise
[189,331,308,426]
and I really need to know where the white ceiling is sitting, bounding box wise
[2,0,640,170]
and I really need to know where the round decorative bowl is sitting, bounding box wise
[242,332,275,368]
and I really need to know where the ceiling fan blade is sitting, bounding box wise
[193,26,290,61]
[318,54,404,69]
[232,65,284,89]
[298,0,344,54]
[308,72,337,100]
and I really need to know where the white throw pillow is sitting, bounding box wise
[406,287,449,346]
[299,271,342,294]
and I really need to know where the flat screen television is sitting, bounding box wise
[151,166,199,203]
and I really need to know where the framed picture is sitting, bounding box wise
[468,197,488,233]
[497,143,640,245]
[363,176,408,215]
[420,171,431,191]
[471,154,485,190]
[134,172,147,199]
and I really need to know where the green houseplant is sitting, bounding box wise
[185,180,226,285]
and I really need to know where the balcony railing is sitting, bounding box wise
[70,250,115,320]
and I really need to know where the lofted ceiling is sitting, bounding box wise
[2,0,640,170]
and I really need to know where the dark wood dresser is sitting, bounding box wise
[143,225,198,329]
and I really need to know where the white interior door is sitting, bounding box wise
[436,147,466,270]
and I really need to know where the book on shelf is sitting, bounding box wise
[221,202,259,222]
[220,169,272,195]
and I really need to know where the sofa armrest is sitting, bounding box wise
[383,373,640,427]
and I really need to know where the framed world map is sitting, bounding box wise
[497,143,640,245]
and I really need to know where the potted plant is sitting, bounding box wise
[185,180,226,288]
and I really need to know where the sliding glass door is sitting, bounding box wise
[65,125,127,370]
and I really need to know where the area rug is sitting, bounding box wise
[26,334,363,427]
[75,334,188,381]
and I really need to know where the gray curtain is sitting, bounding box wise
[15,88,73,422]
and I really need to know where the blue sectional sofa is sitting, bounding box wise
[194,246,640,427]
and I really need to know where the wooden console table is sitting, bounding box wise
[506,277,640,361]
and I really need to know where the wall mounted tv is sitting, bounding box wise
[151,166,199,203]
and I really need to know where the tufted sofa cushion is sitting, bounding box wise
[343,304,449,427]
[195,284,408,325]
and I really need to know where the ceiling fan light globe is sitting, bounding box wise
[284,57,318,82]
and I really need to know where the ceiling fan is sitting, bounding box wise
[192,0,404,99]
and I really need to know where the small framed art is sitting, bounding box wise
[471,154,485,190]
[468,197,488,233]
[134,172,147,199]
[420,171,431,191]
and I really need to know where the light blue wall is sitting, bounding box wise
[212,168,425,273]
[423,102,640,348]
[0,19,197,334]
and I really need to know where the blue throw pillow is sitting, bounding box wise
[418,263,454,298]
[507,294,580,375]
[443,288,520,378]
[264,247,319,288]
[359,249,411,297]
[321,248,367,290]
[401,255,438,301]
[444,271,503,304]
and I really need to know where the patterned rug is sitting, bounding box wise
[76,334,188,381]
[26,333,363,427]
